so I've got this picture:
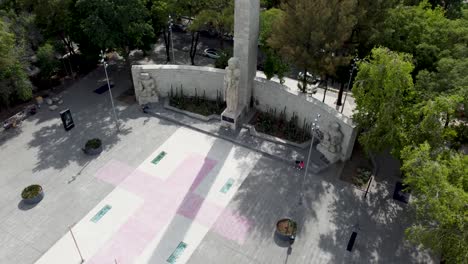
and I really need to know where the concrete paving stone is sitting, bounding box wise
[0,62,435,264]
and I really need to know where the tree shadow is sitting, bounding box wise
[24,63,143,173]
[147,136,236,262]
[0,126,23,147]
[317,179,435,263]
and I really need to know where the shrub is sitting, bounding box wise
[85,138,102,149]
[353,167,372,187]
[251,107,311,143]
[169,86,226,116]
[21,185,42,199]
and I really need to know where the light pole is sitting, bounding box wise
[100,50,120,132]
[341,57,359,114]
[168,15,175,63]
[299,114,320,205]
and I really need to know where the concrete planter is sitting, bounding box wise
[164,98,221,122]
[275,218,297,242]
[21,185,44,205]
[244,124,311,149]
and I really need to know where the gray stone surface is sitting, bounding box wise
[0,64,178,264]
[0,62,434,264]
[188,157,435,264]
[234,0,259,110]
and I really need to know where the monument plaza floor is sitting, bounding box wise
[0,66,434,264]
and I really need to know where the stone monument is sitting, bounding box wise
[317,122,344,163]
[221,58,242,129]
[224,58,241,113]
[136,72,159,105]
[221,0,259,129]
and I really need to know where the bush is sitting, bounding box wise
[169,86,226,116]
[353,167,372,187]
[85,138,102,149]
[215,49,232,69]
[21,185,42,199]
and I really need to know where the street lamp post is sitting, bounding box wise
[169,15,175,63]
[299,114,320,205]
[341,57,359,114]
[100,50,120,132]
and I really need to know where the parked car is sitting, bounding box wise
[203,48,221,59]
[297,71,321,84]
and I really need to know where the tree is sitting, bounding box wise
[352,0,399,57]
[174,0,208,65]
[260,0,281,9]
[371,2,451,74]
[259,8,289,83]
[20,0,77,58]
[401,143,468,263]
[268,0,358,93]
[147,0,172,62]
[76,0,155,84]
[259,8,283,47]
[36,43,59,81]
[405,0,465,19]
[352,47,415,157]
[0,18,32,109]
[193,0,233,50]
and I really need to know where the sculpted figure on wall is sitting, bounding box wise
[138,72,159,103]
[320,122,343,154]
[224,57,241,113]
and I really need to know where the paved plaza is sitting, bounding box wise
[0,65,434,264]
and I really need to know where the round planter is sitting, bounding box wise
[84,145,103,155]
[84,138,103,155]
[275,218,297,242]
[21,186,44,205]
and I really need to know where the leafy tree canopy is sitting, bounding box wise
[76,0,155,57]
[268,0,358,92]
[352,47,415,157]
[0,18,32,108]
[401,142,468,263]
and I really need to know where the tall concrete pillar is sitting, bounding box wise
[234,0,259,111]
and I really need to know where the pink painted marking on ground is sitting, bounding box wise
[95,160,134,186]
[89,155,216,264]
[177,193,224,227]
[212,209,252,244]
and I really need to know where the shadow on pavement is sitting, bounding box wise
[17,200,39,211]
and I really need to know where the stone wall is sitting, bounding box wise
[132,65,225,102]
[253,78,357,160]
[132,65,357,160]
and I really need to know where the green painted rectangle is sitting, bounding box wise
[151,151,167,165]
[167,242,187,263]
[220,178,235,193]
[91,205,112,223]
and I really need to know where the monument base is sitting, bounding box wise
[317,144,342,164]
[221,109,242,130]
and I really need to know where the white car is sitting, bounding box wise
[203,48,220,59]
[297,71,321,84]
